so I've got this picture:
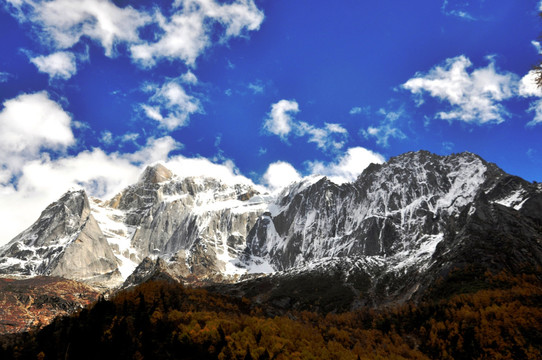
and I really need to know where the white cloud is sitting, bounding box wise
[181,71,198,85]
[307,147,385,184]
[130,0,264,67]
[6,0,151,57]
[362,108,406,147]
[518,70,542,98]
[518,70,542,126]
[264,99,349,150]
[527,100,542,127]
[261,161,301,190]
[142,78,202,130]
[7,0,263,70]
[0,91,74,176]
[121,132,140,143]
[165,155,256,188]
[99,130,141,146]
[0,135,181,246]
[264,99,300,139]
[297,122,348,150]
[402,55,517,124]
[532,40,542,55]
[100,130,114,145]
[30,51,77,80]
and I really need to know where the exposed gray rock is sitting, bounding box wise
[2,152,541,305]
[0,190,120,284]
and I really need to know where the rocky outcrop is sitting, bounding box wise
[0,190,120,284]
[1,152,541,307]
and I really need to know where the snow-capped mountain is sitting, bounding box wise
[1,151,541,302]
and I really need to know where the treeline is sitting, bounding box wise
[0,270,541,359]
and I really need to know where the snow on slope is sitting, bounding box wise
[4,151,540,287]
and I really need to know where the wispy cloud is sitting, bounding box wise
[141,78,203,130]
[0,72,11,83]
[248,81,265,94]
[441,0,476,21]
[349,106,370,115]
[362,107,406,147]
[402,55,517,125]
[264,99,349,150]
[6,0,151,56]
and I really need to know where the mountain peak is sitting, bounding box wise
[139,163,173,184]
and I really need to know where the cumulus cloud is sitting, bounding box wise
[402,55,517,124]
[264,99,299,138]
[0,91,187,245]
[264,99,349,150]
[261,161,302,190]
[130,0,264,67]
[165,156,257,188]
[0,91,74,176]
[6,0,151,57]
[142,78,202,130]
[7,0,263,70]
[0,135,181,246]
[30,51,77,80]
[518,70,542,98]
[362,108,406,147]
[307,147,385,184]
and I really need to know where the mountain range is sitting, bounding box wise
[1,150,541,324]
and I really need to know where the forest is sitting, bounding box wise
[0,268,541,359]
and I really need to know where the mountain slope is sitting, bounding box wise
[0,150,540,307]
[0,190,120,285]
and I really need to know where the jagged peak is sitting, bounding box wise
[139,163,174,184]
[45,188,89,214]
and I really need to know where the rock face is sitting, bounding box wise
[0,190,121,285]
[0,152,541,306]
[245,151,503,269]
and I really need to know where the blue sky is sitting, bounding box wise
[1,0,542,244]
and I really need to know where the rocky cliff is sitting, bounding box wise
[0,151,540,305]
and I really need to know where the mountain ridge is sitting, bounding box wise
[0,150,541,310]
